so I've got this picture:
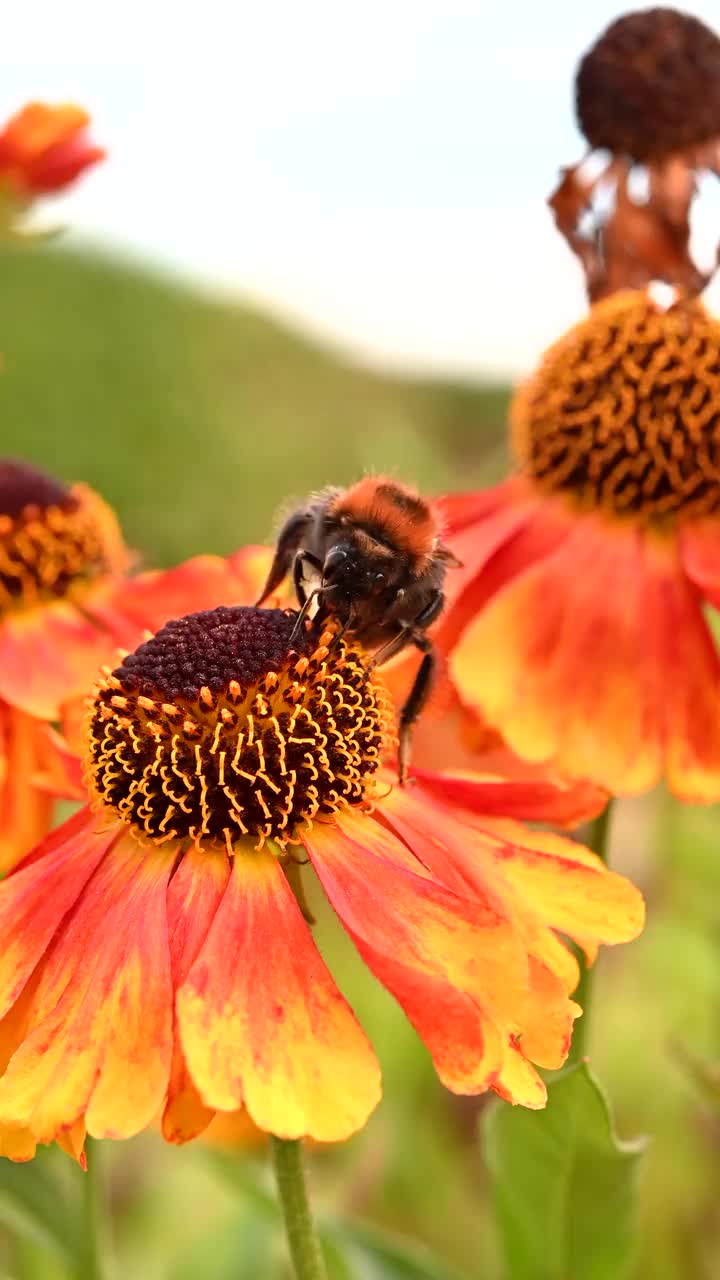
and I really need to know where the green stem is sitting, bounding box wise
[80,1139,106,1280]
[270,1136,327,1280]
[568,800,614,1063]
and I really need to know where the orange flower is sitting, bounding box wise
[0,600,642,1162]
[436,287,720,802]
[0,103,104,198]
[0,458,264,871]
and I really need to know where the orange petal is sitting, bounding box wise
[0,706,54,874]
[0,808,113,1020]
[435,478,533,537]
[162,847,230,1144]
[649,541,720,802]
[227,546,275,602]
[378,787,585,1002]
[100,553,260,640]
[412,768,607,829]
[679,519,720,604]
[0,833,174,1144]
[178,847,381,1141]
[450,514,664,794]
[0,606,109,720]
[437,487,570,655]
[474,821,646,946]
[492,1037,548,1109]
[305,813,534,1096]
[32,724,85,803]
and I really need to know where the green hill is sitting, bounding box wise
[0,244,511,566]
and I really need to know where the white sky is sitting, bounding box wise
[5,0,720,377]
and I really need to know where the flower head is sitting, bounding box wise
[513,289,720,520]
[0,602,642,1161]
[436,288,720,800]
[549,8,720,300]
[86,606,392,851]
[0,103,104,199]
[576,8,720,162]
[0,458,265,871]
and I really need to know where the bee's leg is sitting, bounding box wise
[255,511,315,606]
[396,590,445,785]
[398,638,435,785]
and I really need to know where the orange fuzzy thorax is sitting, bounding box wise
[331,477,439,564]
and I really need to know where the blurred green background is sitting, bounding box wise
[1,244,719,1280]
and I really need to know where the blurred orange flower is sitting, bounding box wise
[436,288,720,802]
[0,600,642,1163]
[0,103,104,199]
[0,458,264,871]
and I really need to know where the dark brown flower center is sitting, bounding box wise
[576,7,720,162]
[0,459,123,615]
[85,605,393,851]
[513,291,720,521]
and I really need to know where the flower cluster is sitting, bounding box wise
[0,74,659,1175]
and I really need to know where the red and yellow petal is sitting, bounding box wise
[0,832,174,1146]
[449,513,664,795]
[163,847,230,1144]
[412,767,607,830]
[0,605,111,721]
[305,813,546,1098]
[32,724,85,803]
[0,809,113,1019]
[97,552,265,642]
[178,847,381,1142]
[0,706,55,873]
[437,484,571,655]
[679,519,720,604]
[648,539,720,801]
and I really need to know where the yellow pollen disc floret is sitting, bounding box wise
[84,605,395,853]
[512,290,720,521]
[0,460,126,616]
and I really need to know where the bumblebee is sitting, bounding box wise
[256,476,460,781]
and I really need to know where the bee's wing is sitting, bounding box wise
[255,507,315,604]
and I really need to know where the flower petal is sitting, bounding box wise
[412,767,607,829]
[0,834,174,1144]
[679,519,720,604]
[162,847,230,1144]
[0,706,54,874]
[471,820,645,946]
[437,486,569,655]
[305,813,535,1096]
[98,553,260,640]
[0,605,109,720]
[650,541,720,801]
[0,808,113,1019]
[178,847,381,1141]
[449,514,664,794]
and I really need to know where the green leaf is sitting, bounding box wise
[484,1062,646,1280]
[324,1218,467,1280]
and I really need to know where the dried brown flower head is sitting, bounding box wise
[576,8,720,162]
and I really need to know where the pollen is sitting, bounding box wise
[576,8,720,163]
[0,459,125,616]
[84,605,394,852]
[512,290,720,521]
